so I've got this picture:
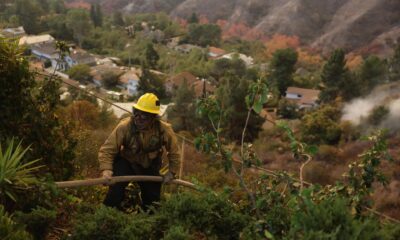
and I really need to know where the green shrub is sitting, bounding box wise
[158,192,248,240]
[0,205,32,240]
[69,206,130,240]
[163,225,192,240]
[315,144,339,163]
[288,195,387,240]
[14,207,57,240]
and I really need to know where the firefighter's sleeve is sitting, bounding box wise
[98,122,126,171]
[164,125,180,174]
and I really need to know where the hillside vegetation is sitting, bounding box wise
[2,1,400,239]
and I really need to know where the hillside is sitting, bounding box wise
[66,0,400,55]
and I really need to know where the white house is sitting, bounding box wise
[1,26,26,38]
[119,71,140,96]
[30,42,68,71]
[285,87,320,109]
[19,34,54,46]
[220,52,254,66]
[64,49,96,68]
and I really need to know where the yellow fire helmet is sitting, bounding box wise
[133,93,160,115]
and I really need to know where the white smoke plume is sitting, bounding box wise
[342,82,400,131]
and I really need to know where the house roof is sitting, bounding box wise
[286,87,320,105]
[30,42,58,57]
[174,44,202,52]
[208,46,226,57]
[119,71,140,84]
[19,34,54,45]
[220,52,254,66]
[90,65,125,82]
[192,80,216,97]
[1,26,25,37]
[166,71,198,87]
[69,49,96,64]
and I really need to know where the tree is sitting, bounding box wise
[144,43,159,69]
[319,49,350,103]
[66,9,92,47]
[90,4,103,28]
[67,64,92,83]
[46,14,74,40]
[51,0,66,14]
[137,67,166,99]
[210,57,247,82]
[185,24,222,47]
[15,0,43,34]
[216,75,264,142]
[269,48,298,96]
[388,43,400,81]
[112,11,125,26]
[0,39,76,180]
[367,105,389,126]
[188,12,199,24]
[167,79,197,131]
[359,56,386,95]
[300,105,342,145]
[101,71,120,89]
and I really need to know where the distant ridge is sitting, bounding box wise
[66,0,400,55]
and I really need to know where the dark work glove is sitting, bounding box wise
[162,172,175,184]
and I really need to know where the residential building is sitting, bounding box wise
[192,79,215,98]
[174,44,202,54]
[90,65,124,87]
[165,71,198,94]
[19,34,54,46]
[119,71,140,96]
[208,46,226,59]
[285,87,320,109]
[65,49,96,68]
[30,42,67,70]
[166,71,215,97]
[220,52,254,66]
[1,26,26,38]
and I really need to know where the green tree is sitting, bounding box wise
[144,42,159,69]
[300,104,342,145]
[50,0,66,14]
[112,11,125,26]
[15,0,43,34]
[66,9,92,47]
[137,67,166,99]
[269,48,298,96]
[101,70,120,89]
[319,49,351,103]
[216,75,264,142]
[67,64,92,83]
[388,43,400,81]
[185,24,221,47]
[0,39,76,180]
[167,79,196,131]
[359,55,386,95]
[188,12,199,24]
[46,14,74,40]
[210,57,247,82]
[90,3,103,28]
[367,105,389,126]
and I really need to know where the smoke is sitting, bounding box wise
[341,82,400,131]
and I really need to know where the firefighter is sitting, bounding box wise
[99,93,180,211]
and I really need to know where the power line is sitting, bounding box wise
[33,70,400,223]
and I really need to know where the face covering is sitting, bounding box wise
[133,109,156,130]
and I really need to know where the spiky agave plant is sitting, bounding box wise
[0,138,42,203]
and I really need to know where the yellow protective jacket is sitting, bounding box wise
[98,117,180,173]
